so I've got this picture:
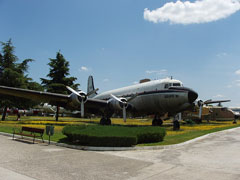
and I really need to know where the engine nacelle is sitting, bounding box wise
[78,91,87,102]
[108,97,128,111]
[70,93,80,105]
[69,91,87,106]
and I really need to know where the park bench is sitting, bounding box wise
[13,126,44,144]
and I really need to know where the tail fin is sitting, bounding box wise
[87,75,97,98]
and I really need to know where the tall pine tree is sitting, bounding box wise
[0,39,43,120]
[41,51,79,120]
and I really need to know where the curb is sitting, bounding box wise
[1,126,240,151]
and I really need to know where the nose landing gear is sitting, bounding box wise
[173,113,181,130]
[100,117,111,125]
[152,115,163,126]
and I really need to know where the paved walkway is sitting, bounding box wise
[1,127,240,180]
[102,127,240,180]
[0,136,149,180]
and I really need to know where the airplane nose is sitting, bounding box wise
[188,90,198,104]
[169,87,198,104]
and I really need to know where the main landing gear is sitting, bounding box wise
[173,113,181,131]
[173,120,180,130]
[100,117,111,125]
[152,115,163,126]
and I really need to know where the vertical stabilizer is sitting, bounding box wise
[87,75,97,98]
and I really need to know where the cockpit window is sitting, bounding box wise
[165,82,182,88]
[173,83,181,87]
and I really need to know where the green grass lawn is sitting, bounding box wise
[0,125,66,142]
[138,125,240,146]
[0,115,239,146]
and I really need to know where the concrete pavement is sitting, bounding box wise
[102,127,240,180]
[0,136,150,180]
[0,127,240,180]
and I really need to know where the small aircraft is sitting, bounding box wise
[34,103,81,117]
[0,76,198,126]
[183,99,232,122]
[230,107,240,115]
[0,107,40,115]
[197,99,231,119]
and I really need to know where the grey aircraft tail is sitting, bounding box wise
[87,75,98,98]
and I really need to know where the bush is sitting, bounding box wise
[73,134,137,147]
[62,125,166,147]
[135,127,166,144]
[62,125,87,141]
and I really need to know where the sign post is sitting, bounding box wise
[46,125,54,144]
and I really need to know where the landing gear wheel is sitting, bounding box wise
[100,118,106,125]
[100,118,111,125]
[106,118,111,125]
[152,118,163,126]
[173,120,180,130]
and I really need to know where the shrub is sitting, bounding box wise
[135,127,166,144]
[62,125,166,147]
[62,125,87,141]
[74,134,137,147]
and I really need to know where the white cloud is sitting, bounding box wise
[213,94,224,98]
[235,80,240,86]
[227,80,240,88]
[145,69,167,75]
[79,66,89,72]
[217,52,228,58]
[144,0,240,25]
[103,78,109,82]
[235,69,240,75]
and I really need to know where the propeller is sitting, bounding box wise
[49,107,56,113]
[66,86,81,97]
[66,86,99,118]
[110,94,137,122]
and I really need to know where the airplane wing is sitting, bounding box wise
[204,100,230,105]
[0,85,70,104]
[0,85,108,114]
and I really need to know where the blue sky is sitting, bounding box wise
[1,0,240,107]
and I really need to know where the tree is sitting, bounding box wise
[41,51,79,120]
[0,39,43,120]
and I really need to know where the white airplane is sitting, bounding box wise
[0,76,198,126]
[35,103,81,116]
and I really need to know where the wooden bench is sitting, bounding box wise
[13,126,44,144]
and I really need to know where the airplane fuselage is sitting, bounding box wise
[0,76,198,123]
[93,78,198,116]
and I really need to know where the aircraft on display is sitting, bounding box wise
[208,106,238,121]
[183,99,235,122]
[196,99,231,119]
[0,76,198,126]
[0,108,43,119]
[230,107,240,115]
[34,103,81,117]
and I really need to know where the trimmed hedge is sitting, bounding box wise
[62,125,87,141]
[135,126,166,144]
[69,134,137,147]
[62,125,166,147]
